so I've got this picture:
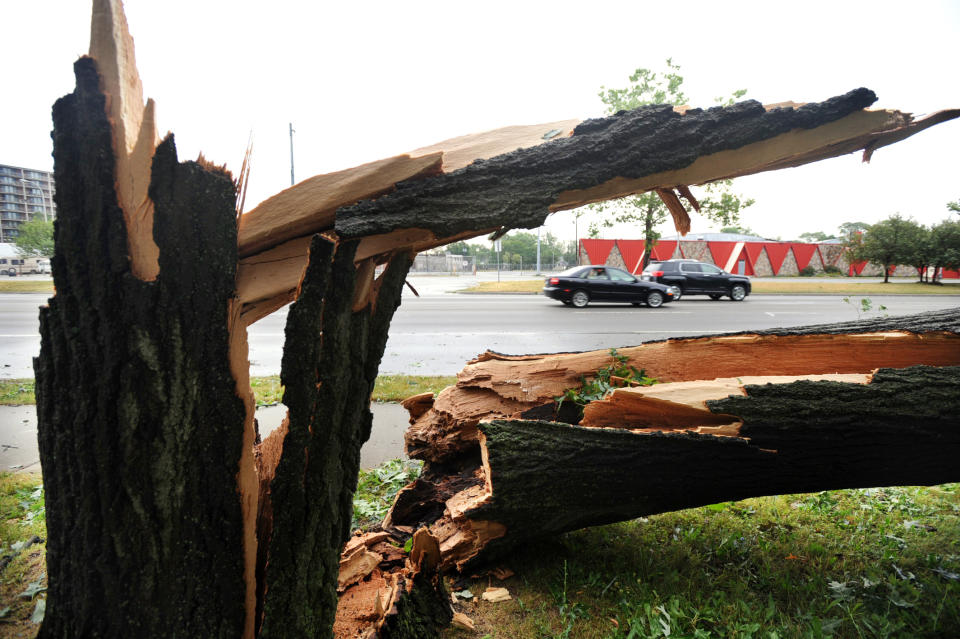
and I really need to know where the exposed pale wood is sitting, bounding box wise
[334,528,451,638]
[236,235,312,305]
[481,588,512,603]
[450,613,476,631]
[581,373,872,431]
[400,392,434,422]
[228,300,259,639]
[237,152,443,258]
[458,331,960,404]
[405,311,960,462]
[89,0,161,280]
[355,227,498,262]
[338,548,382,592]
[240,290,298,325]
[862,108,960,161]
[654,188,691,235]
[549,109,946,212]
[408,119,581,172]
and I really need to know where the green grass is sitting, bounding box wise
[752,280,960,295]
[461,278,960,295]
[0,281,53,294]
[0,473,47,634]
[443,484,960,638]
[352,459,422,530]
[2,470,957,637]
[373,374,457,402]
[1,375,456,407]
[0,381,34,406]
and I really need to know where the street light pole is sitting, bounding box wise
[536,227,541,275]
[289,123,296,186]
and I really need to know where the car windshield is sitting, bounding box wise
[556,265,590,277]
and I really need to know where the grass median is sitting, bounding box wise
[462,278,960,295]
[1,469,956,637]
[0,281,54,294]
[0,374,457,407]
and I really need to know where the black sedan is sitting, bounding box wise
[543,265,678,308]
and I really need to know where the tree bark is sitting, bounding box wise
[37,57,248,638]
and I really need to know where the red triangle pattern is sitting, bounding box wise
[791,243,818,270]
[616,240,646,274]
[580,239,616,265]
[650,241,678,261]
[763,243,791,274]
[708,242,738,270]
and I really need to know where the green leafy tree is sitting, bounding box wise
[14,218,54,256]
[838,221,871,240]
[947,200,960,215]
[721,225,756,236]
[930,218,960,281]
[901,223,934,282]
[848,214,923,283]
[799,231,834,242]
[591,60,753,270]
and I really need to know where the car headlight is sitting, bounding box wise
[668,286,680,297]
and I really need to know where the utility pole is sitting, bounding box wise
[289,123,295,186]
[536,227,541,275]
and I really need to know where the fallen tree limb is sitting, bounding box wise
[389,311,960,570]
[406,308,960,462]
[236,94,959,318]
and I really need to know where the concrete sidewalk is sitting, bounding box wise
[0,401,411,474]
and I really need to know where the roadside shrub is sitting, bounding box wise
[823,264,842,275]
[799,266,816,277]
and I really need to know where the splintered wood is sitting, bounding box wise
[388,312,960,572]
[89,0,161,280]
[334,529,450,638]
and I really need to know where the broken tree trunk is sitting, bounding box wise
[37,57,249,637]
[39,2,960,637]
[388,311,960,570]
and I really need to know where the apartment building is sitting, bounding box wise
[0,163,56,243]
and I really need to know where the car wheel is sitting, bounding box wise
[571,290,590,308]
[646,291,664,308]
[729,285,747,301]
[671,287,683,302]
[709,293,723,300]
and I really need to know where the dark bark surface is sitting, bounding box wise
[377,570,452,639]
[37,58,247,637]
[258,238,413,638]
[452,366,960,568]
[335,89,876,240]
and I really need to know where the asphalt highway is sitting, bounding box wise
[2,291,959,378]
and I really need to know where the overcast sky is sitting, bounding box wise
[4,0,959,243]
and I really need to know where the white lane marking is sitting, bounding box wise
[765,312,775,317]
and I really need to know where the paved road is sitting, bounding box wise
[3,290,959,378]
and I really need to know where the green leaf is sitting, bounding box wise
[30,598,45,624]
[403,538,413,553]
[19,578,46,600]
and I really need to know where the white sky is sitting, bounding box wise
[3,0,959,243]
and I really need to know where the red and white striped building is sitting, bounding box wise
[578,236,960,279]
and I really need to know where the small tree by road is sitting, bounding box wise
[929,218,960,281]
[848,215,936,283]
[589,60,754,270]
[14,218,54,256]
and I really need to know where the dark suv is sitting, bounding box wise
[640,259,750,301]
